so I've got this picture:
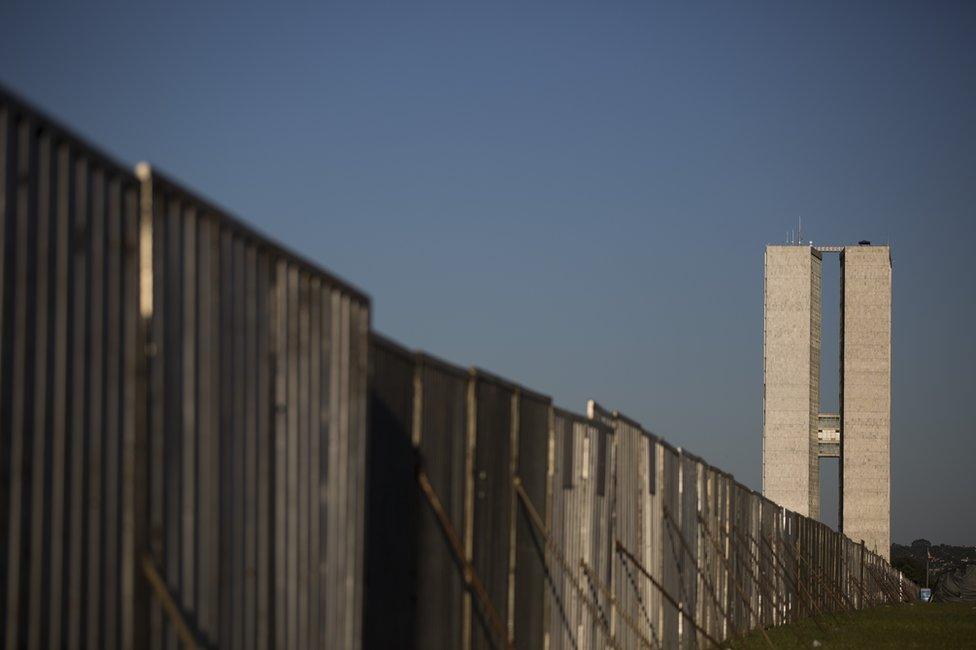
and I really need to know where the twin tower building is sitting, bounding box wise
[763,242,891,560]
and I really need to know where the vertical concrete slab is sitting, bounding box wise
[809,254,822,520]
[840,246,891,560]
[763,245,821,517]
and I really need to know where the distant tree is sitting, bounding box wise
[891,543,912,560]
[892,556,925,587]
[911,539,932,553]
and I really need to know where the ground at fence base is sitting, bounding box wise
[728,603,976,649]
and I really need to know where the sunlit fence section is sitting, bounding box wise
[364,331,918,649]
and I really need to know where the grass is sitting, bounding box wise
[727,602,976,649]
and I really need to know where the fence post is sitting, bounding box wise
[859,541,866,608]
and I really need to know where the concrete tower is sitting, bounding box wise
[762,242,891,560]
[762,245,822,518]
[840,245,892,559]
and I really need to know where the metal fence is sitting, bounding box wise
[139,166,370,650]
[0,87,142,650]
[364,341,556,650]
[1,85,371,650]
[364,332,918,650]
[3,83,916,650]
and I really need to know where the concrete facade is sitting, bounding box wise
[763,245,821,517]
[763,242,891,560]
[841,246,892,560]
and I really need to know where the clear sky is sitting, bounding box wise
[2,2,973,545]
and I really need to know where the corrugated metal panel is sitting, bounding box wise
[718,469,734,638]
[714,468,726,636]
[0,87,144,650]
[363,333,417,648]
[759,497,778,627]
[416,352,468,650]
[735,483,754,631]
[698,464,724,640]
[583,418,608,650]
[608,412,637,647]
[512,388,551,650]
[468,369,515,650]
[749,492,763,620]
[659,444,680,649]
[547,409,578,650]
[678,453,699,650]
[584,402,615,650]
[140,166,369,650]
[600,409,659,650]
[784,509,800,620]
[745,488,762,626]
[547,407,615,650]
[693,462,710,640]
[644,435,664,646]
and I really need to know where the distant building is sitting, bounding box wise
[763,242,891,560]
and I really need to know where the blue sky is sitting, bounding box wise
[2,1,974,544]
